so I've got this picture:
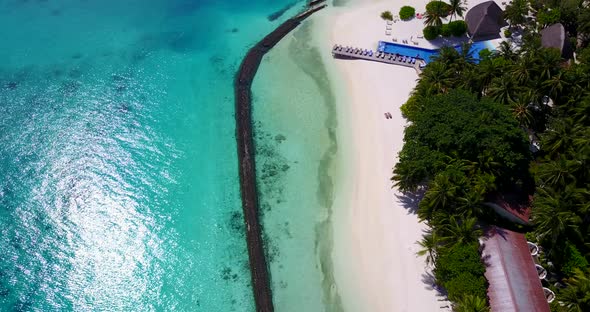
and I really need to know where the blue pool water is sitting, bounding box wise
[378,40,493,63]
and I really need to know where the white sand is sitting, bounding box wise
[311,0,458,310]
[306,0,508,309]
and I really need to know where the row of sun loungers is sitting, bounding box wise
[374,51,417,64]
[332,45,374,57]
[332,45,418,66]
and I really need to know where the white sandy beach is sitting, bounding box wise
[309,0,507,310]
[313,0,456,310]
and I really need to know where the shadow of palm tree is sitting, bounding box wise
[395,187,426,215]
[421,271,450,302]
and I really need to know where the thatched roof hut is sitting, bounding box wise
[465,1,507,41]
[541,23,573,59]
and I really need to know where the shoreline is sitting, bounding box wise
[314,1,451,310]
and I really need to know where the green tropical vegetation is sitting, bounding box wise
[394,0,590,309]
[454,294,490,312]
[441,23,452,37]
[421,1,468,40]
[381,10,393,21]
[423,25,441,40]
[447,0,467,22]
[424,1,451,27]
[448,20,467,36]
[399,6,416,21]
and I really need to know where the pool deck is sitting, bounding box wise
[331,44,424,74]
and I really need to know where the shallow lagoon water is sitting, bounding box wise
[0,0,305,310]
[252,21,343,311]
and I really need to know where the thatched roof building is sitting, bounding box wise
[541,23,573,59]
[465,1,507,41]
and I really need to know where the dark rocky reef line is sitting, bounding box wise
[267,2,297,21]
[234,3,326,312]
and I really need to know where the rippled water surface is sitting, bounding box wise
[0,0,303,310]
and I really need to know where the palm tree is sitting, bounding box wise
[416,229,442,266]
[570,96,590,125]
[434,46,462,67]
[488,75,519,105]
[542,118,578,157]
[543,72,568,102]
[440,215,483,246]
[448,0,467,22]
[424,1,447,27]
[532,187,583,249]
[497,41,518,61]
[503,0,528,27]
[478,58,506,94]
[558,268,590,312]
[536,156,580,188]
[454,295,490,312]
[424,11,444,27]
[512,56,535,85]
[457,191,486,218]
[536,48,561,81]
[420,62,454,94]
[418,173,458,220]
[511,100,534,127]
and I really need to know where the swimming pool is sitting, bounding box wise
[377,40,493,63]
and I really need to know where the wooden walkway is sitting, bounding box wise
[331,44,425,73]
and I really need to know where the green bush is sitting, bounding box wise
[399,6,416,20]
[434,243,488,301]
[478,48,492,60]
[561,243,589,276]
[504,29,512,37]
[426,1,451,17]
[381,10,393,21]
[448,20,468,37]
[444,273,488,302]
[401,95,423,120]
[423,25,440,40]
[537,8,561,26]
[435,243,486,282]
[441,24,451,37]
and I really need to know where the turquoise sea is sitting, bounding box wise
[0,0,320,310]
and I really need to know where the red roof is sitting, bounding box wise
[493,194,532,223]
[481,227,550,312]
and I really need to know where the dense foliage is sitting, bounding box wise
[424,0,451,27]
[381,10,393,21]
[394,0,590,308]
[423,25,440,40]
[448,20,467,36]
[422,1,468,39]
[426,1,451,18]
[399,6,416,20]
[448,0,467,22]
[441,23,451,37]
[434,243,487,301]
[395,89,531,194]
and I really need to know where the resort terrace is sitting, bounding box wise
[329,0,508,68]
